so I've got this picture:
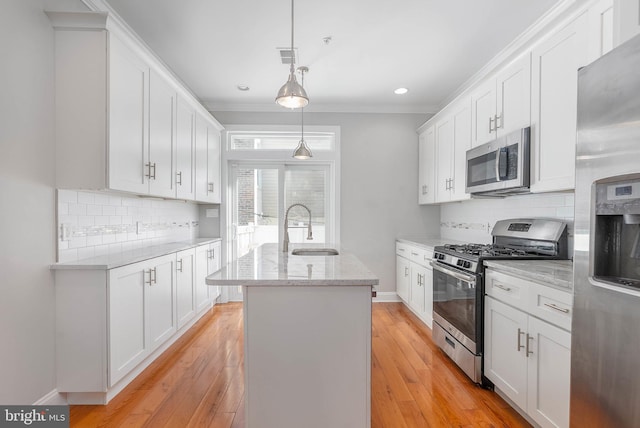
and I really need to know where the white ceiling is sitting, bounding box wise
[103,0,562,113]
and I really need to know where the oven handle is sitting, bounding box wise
[430,261,477,284]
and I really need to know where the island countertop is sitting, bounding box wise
[206,243,379,286]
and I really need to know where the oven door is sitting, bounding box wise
[431,261,481,353]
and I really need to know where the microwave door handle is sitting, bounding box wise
[497,148,508,180]
[495,151,501,182]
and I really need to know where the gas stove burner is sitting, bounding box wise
[442,243,529,257]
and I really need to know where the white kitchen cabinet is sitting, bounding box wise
[176,248,196,329]
[195,113,223,203]
[471,53,531,147]
[48,12,223,201]
[195,241,223,312]
[395,245,410,303]
[396,241,433,328]
[588,0,615,62]
[435,102,472,202]
[530,13,589,193]
[148,69,177,198]
[484,269,572,428]
[418,126,436,204]
[108,254,176,387]
[176,96,196,200]
[614,0,640,45]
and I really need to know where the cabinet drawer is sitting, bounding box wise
[396,242,410,257]
[409,246,433,267]
[527,282,572,331]
[485,270,528,312]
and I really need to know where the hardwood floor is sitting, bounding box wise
[70,302,530,427]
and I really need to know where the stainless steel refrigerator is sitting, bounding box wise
[572,33,640,427]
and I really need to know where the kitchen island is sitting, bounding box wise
[206,243,378,428]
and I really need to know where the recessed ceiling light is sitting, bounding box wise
[237,84,250,91]
[394,87,409,95]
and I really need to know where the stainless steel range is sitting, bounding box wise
[431,218,568,385]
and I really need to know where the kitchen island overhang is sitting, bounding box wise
[206,243,378,428]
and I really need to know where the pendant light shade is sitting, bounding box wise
[276,72,308,109]
[293,67,312,159]
[276,0,309,108]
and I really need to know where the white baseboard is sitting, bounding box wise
[372,291,401,302]
[33,389,67,405]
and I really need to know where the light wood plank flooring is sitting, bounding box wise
[70,302,529,427]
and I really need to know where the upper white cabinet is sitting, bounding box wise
[418,125,436,204]
[530,13,589,193]
[195,113,223,204]
[588,0,615,62]
[471,53,531,147]
[48,12,222,203]
[615,0,640,44]
[435,101,472,202]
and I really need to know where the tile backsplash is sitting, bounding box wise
[440,192,575,254]
[57,190,200,263]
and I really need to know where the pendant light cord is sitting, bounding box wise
[290,0,295,74]
[300,69,304,138]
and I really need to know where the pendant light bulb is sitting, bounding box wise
[275,0,309,108]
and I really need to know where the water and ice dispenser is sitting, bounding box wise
[593,175,640,290]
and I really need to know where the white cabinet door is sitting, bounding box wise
[194,114,209,202]
[108,262,147,387]
[527,316,572,428]
[435,115,454,202]
[208,241,222,302]
[484,296,529,411]
[176,248,196,329]
[410,264,427,315]
[423,266,433,328]
[531,13,589,193]
[195,244,212,312]
[146,254,177,352]
[108,35,149,195]
[176,96,195,200]
[587,0,615,63]
[470,79,497,147]
[396,255,410,303]
[450,102,472,202]
[614,0,640,46]
[148,70,176,198]
[496,53,531,137]
[206,125,222,203]
[418,126,436,204]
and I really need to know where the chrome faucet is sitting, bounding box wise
[283,203,313,252]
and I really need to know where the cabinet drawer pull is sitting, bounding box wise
[489,116,495,132]
[494,283,512,292]
[517,328,525,351]
[144,269,152,285]
[176,171,182,186]
[177,259,183,273]
[526,333,533,356]
[411,252,419,256]
[543,302,570,314]
[398,248,406,252]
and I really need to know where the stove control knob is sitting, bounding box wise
[464,261,471,269]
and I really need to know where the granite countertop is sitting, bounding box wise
[206,243,379,287]
[51,237,222,270]
[397,236,467,250]
[484,259,573,291]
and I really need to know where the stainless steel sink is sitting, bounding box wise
[291,248,339,256]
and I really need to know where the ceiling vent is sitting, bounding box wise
[278,48,298,65]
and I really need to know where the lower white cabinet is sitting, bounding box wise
[396,241,433,328]
[54,240,222,404]
[484,269,572,428]
[176,248,196,329]
[196,241,222,312]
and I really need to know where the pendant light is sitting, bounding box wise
[293,67,312,159]
[275,0,309,109]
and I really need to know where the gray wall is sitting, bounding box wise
[0,0,87,404]
[212,111,441,293]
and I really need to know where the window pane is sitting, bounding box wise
[284,168,326,244]
[230,131,333,151]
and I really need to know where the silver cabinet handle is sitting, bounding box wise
[494,283,512,292]
[449,178,453,190]
[146,162,157,180]
[489,116,495,132]
[145,162,152,179]
[177,259,183,273]
[544,303,570,314]
[208,182,214,193]
[404,266,409,277]
[176,171,182,186]
[517,328,525,351]
[144,269,152,285]
[526,333,533,356]
[495,113,503,129]
[207,249,215,260]
[151,267,157,284]
[411,252,419,256]
[398,248,406,252]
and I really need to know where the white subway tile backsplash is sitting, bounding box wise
[56,190,200,263]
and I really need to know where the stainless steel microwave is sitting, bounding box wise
[465,127,530,196]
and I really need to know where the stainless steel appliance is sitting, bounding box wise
[465,127,530,196]
[432,218,568,384]
[572,33,640,427]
